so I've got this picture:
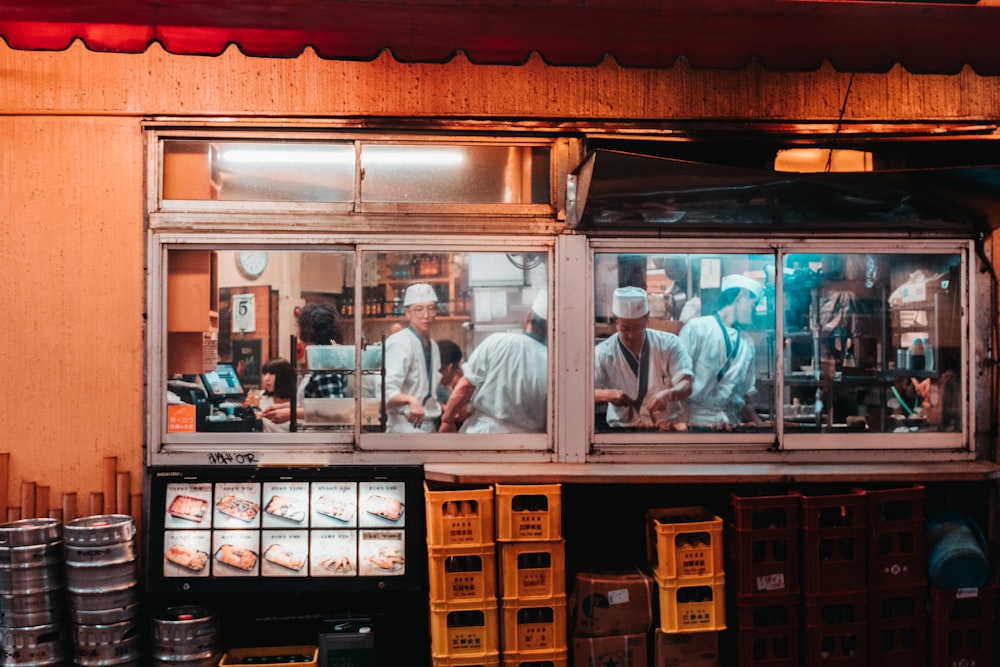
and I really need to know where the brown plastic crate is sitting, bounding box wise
[867,519,925,589]
[730,491,802,531]
[800,489,866,531]
[854,483,924,527]
[802,526,866,595]
[869,585,927,666]
[803,592,868,667]
[930,585,996,667]
[726,523,800,597]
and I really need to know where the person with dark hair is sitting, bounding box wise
[439,291,548,434]
[680,274,765,427]
[255,357,296,432]
[436,339,464,404]
[261,302,345,425]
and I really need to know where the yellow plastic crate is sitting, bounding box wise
[500,648,568,667]
[646,506,724,579]
[654,572,726,634]
[431,650,500,667]
[430,601,500,658]
[220,645,318,666]
[428,544,498,603]
[499,540,565,600]
[495,484,562,542]
[425,483,495,547]
[500,595,568,653]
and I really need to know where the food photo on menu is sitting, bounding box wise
[359,481,405,526]
[163,529,211,577]
[311,482,358,526]
[212,530,260,576]
[214,483,262,527]
[261,530,308,577]
[262,482,309,526]
[310,530,358,577]
[358,530,405,576]
[165,483,213,527]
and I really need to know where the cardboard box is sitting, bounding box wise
[571,569,655,637]
[572,633,648,667]
[652,630,718,667]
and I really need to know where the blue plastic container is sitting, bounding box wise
[924,512,989,589]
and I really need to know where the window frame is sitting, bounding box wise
[148,234,558,467]
[585,237,976,460]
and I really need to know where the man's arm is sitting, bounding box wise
[439,377,476,432]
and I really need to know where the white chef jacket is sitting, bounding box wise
[384,326,441,433]
[594,329,693,427]
[680,314,757,426]
[459,332,547,434]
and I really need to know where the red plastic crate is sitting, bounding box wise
[733,594,801,667]
[803,592,868,667]
[726,523,800,596]
[854,483,924,528]
[730,491,802,531]
[802,526,866,595]
[869,585,927,666]
[930,585,996,667]
[867,519,925,589]
[800,489,866,531]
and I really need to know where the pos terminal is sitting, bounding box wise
[198,363,258,432]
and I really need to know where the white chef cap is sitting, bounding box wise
[403,282,438,306]
[721,274,764,299]
[612,286,649,319]
[531,290,547,319]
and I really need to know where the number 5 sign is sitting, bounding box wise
[232,293,256,332]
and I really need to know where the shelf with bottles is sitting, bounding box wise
[375,252,470,318]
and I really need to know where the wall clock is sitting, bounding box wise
[236,251,269,280]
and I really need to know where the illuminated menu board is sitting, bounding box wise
[146,466,422,593]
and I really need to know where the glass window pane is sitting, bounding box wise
[782,252,962,434]
[361,250,548,433]
[165,248,358,435]
[163,141,354,202]
[594,253,775,433]
[360,145,550,204]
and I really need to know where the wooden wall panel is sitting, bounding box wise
[0,114,144,514]
[2,42,1000,122]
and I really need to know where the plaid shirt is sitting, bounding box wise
[304,372,346,398]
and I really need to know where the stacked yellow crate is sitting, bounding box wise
[646,506,726,665]
[426,483,500,667]
[495,483,567,667]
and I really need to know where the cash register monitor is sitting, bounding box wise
[200,363,245,405]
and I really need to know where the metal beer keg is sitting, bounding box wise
[150,605,222,666]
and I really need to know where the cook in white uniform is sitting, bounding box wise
[384,282,442,433]
[680,274,765,427]
[439,290,548,434]
[595,286,693,428]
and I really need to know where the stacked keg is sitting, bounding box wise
[63,514,142,666]
[0,517,71,666]
[150,605,222,666]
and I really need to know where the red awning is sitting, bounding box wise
[2,1,1000,75]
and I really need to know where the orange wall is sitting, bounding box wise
[2,41,1000,517]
